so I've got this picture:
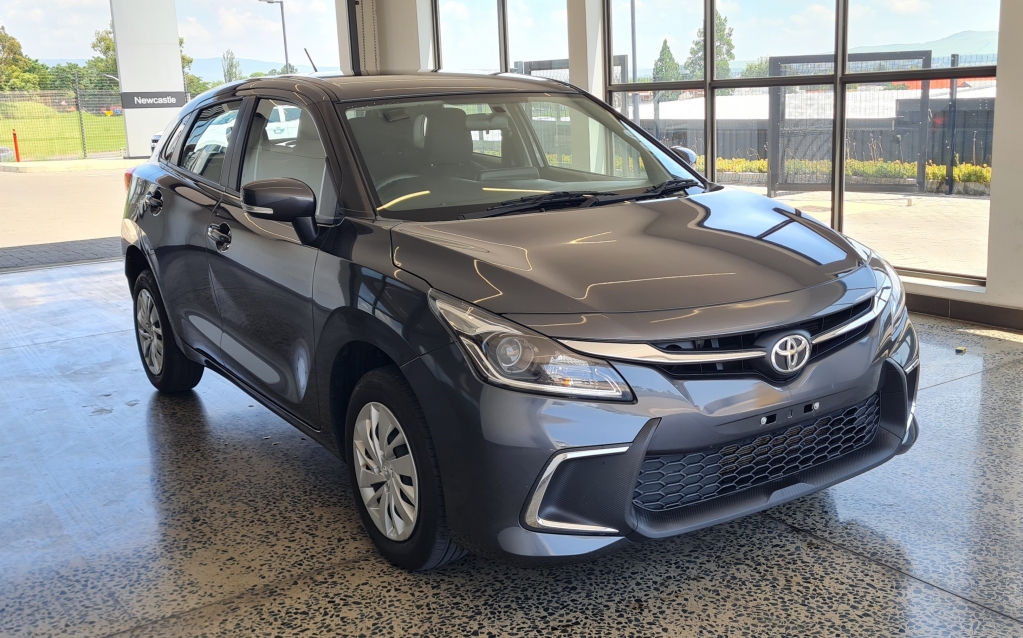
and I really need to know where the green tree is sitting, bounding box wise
[0,25,48,90]
[740,56,768,79]
[222,49,242,83]
[279,62,298,74]
[684,10,735,81]
[652,39,682,101]
[86,23,118,77]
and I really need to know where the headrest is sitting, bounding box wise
[424,108,472,166]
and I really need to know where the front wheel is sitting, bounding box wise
[345,366,465,571]
[132,270,204,393]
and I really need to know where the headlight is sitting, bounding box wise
[429,291,633,401]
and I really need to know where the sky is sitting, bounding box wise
[0,0,1002,74]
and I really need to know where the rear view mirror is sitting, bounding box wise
[242,178,315,222]
[671,146,698,166]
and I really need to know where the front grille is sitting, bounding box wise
[654,299,873,378]
[633,394,881,512]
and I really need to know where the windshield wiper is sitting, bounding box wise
[632,178,702,201]
[460,191,616,220]
[458,178,701,220]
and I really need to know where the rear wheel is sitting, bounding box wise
[133,270,204,393]
[345,366,465,571]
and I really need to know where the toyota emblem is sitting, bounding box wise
[770,334,810,374]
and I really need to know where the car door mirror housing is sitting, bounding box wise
[671,146,698,166]
[242,178,316,222]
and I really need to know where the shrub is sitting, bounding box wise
[0,100,58,120]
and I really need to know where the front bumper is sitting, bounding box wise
[401,318,919,563]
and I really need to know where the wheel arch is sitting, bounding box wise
[327,339,398,463]
[124,244,150,291]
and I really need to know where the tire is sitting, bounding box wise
[132,269,204,393]
[345,366,466,571]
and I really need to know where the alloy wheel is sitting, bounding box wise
[136,288,164,375]
[352,401,419,541]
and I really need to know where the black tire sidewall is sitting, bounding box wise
[132,269,201,393]
[345,368,442,571]
[133,271,170,388]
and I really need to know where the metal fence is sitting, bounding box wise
[0,71,126,162]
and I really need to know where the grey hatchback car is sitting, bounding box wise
[122,72,918,571]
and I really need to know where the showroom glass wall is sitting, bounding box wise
[606,0,1000,280]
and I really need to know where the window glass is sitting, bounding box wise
[343,93,699,221]
[239,99,336,222]
[439,1,500,72]
[842,77,995,277]
[508,0,569,80]
[714,85,835,227]
[609,0,703,82]
[720,2,835,78]
[160,121,185,163]
[179,101,241,183]
[610,89,706,175]
[848,0,999,72]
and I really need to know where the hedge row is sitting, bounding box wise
[692,156,991,185]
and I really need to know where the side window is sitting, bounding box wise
[160,121,185,163]
[239,99,336,222]
[179,101,241,184]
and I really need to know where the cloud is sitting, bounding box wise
[178,16,210,42]
[889,0,929,14]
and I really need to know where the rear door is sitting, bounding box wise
[207,97,336,422]
[140,99,243,359]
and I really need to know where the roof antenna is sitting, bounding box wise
[304,47,318,72]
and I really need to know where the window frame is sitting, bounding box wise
[173,97,246,190]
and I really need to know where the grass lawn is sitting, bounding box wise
[0,111,126,161]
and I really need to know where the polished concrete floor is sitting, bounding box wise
[2,261,1023,637]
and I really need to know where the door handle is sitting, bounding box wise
[144,191,163,212]
[207,223,232,250]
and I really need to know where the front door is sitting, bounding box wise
[207,98,334,422]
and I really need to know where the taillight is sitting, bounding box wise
[124,167,134,192]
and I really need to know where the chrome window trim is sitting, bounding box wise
[524,446,630,534]
[560,341,766,365]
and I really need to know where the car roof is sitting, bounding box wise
[185,72,581,119]
[304,71,578,102]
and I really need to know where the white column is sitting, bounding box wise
[109,0,185,158]
[360,0,436,72]
[335,0,355,75]
[566,0,605,97]
[982,0,1023,308]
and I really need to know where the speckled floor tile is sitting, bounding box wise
[123,516,1022,638]
[3,263,1023,638]
[0,329,371,636]
[910,313,1023,389]
[769,358,1023,619]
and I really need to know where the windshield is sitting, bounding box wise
[341,93,703,221]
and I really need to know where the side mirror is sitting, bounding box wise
[242,178,316,222]
[671,146,698,166]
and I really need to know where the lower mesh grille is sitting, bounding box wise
[633,394,881,512]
